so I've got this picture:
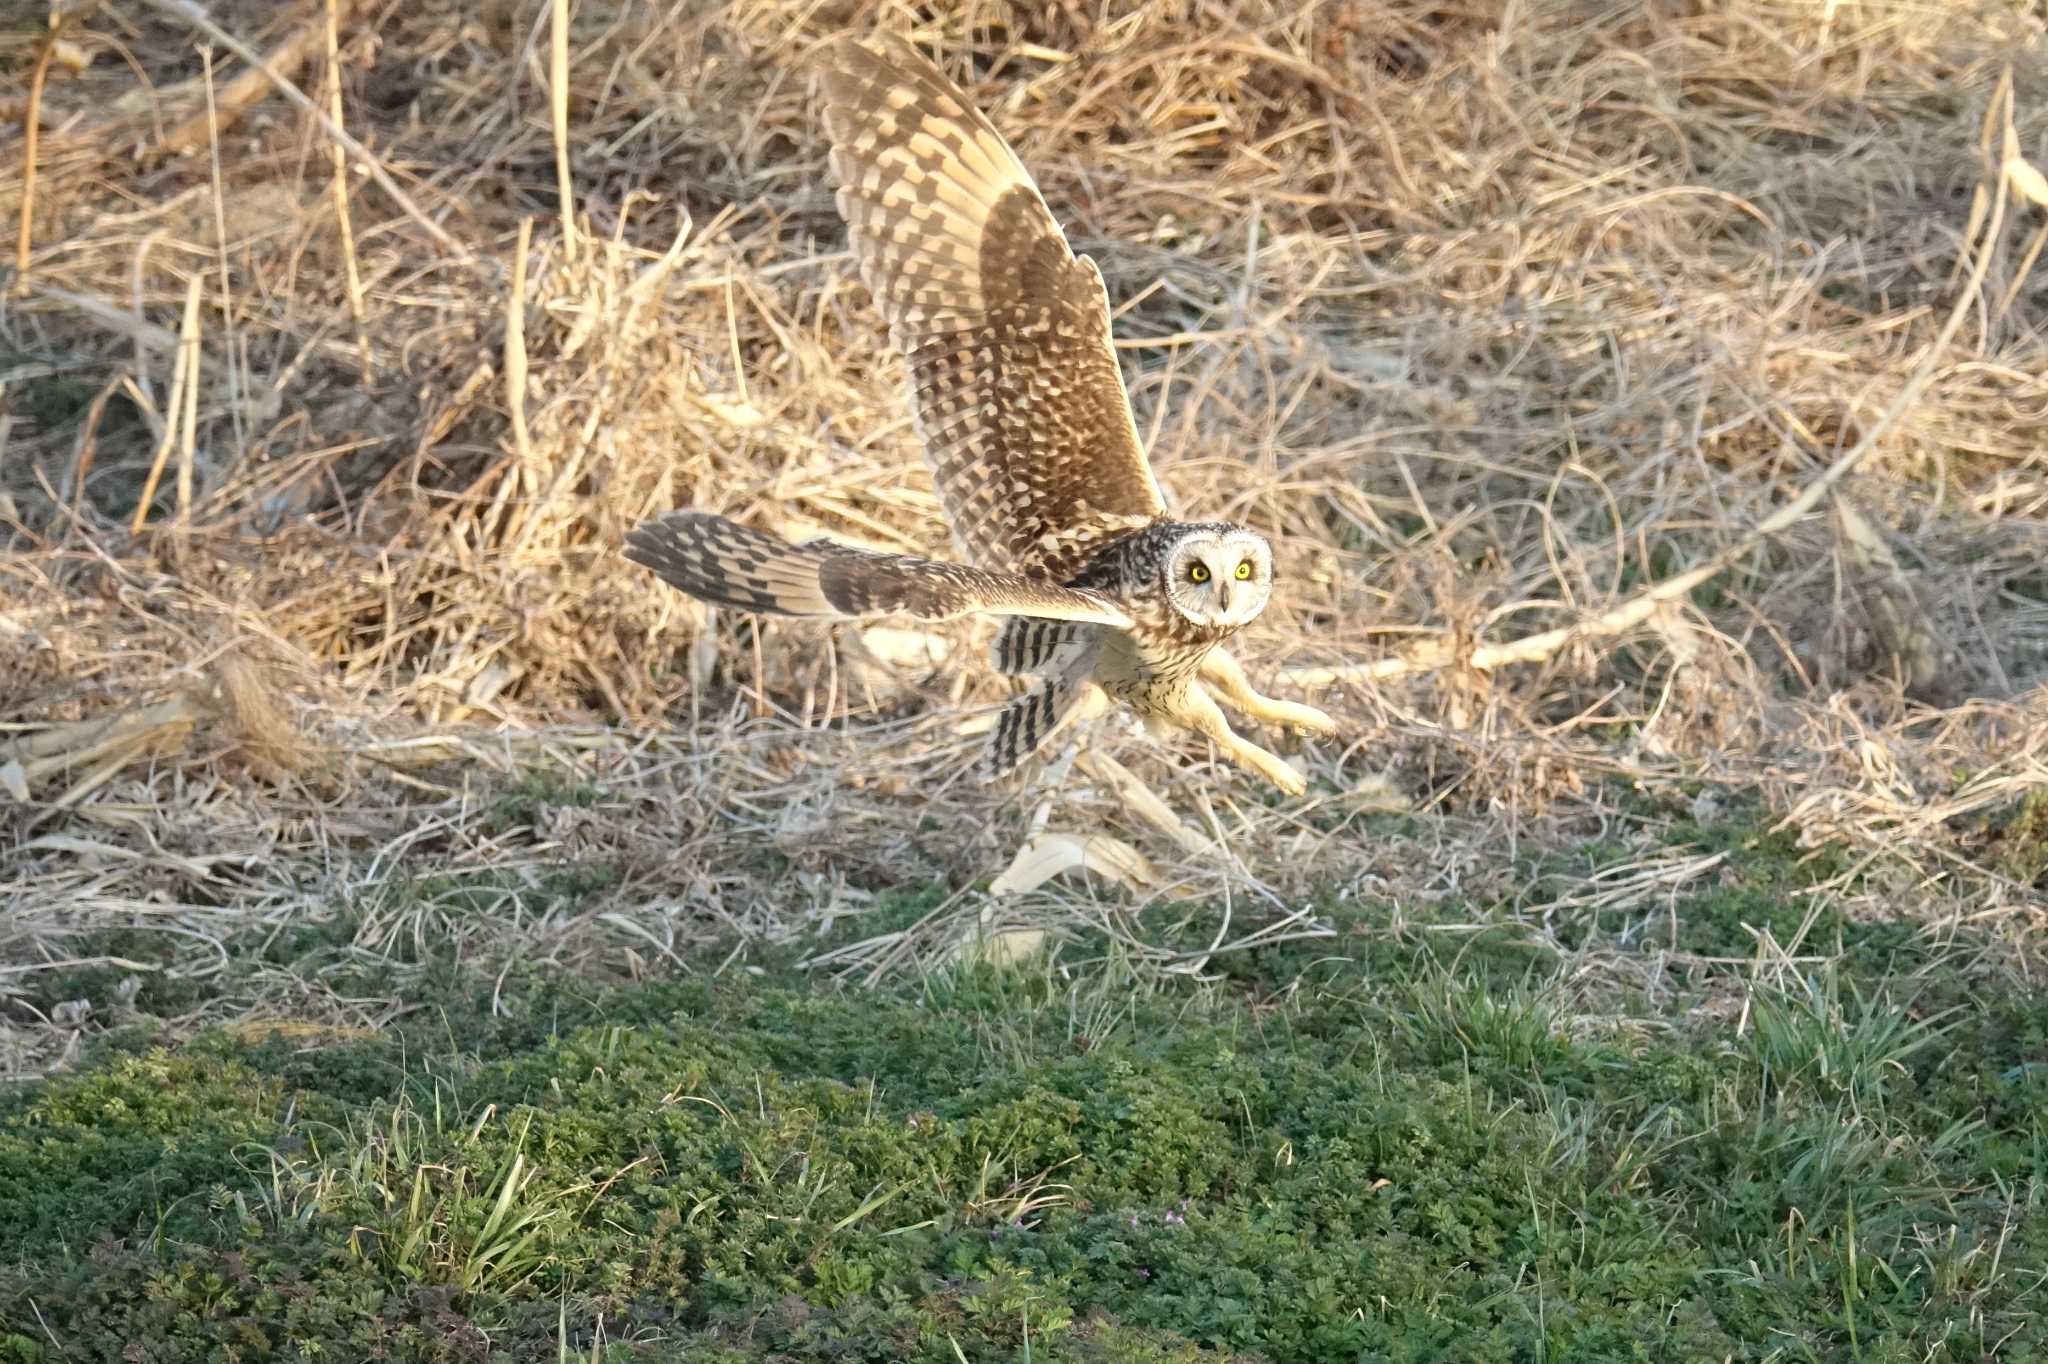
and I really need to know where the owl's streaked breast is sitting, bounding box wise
[1074,532,1238,713]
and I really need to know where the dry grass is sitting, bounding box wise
[4,0,2048,1077]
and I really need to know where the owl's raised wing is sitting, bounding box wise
[819,34,1167,580]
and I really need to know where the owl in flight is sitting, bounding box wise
[625,33,1336,794]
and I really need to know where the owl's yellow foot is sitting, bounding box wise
[1178,681,1310,796]
[1199,648,1337,736]
[1240,696,1337,737]
[1230,740,1308,797]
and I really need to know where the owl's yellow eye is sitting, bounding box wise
[1234,560,1253,580]
[1188,563,1210,584]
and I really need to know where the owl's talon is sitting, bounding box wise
[1264,699,1337,736]
[1263,760,1308,798]
[1221,739,1306,796]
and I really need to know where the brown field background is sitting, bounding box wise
[4,0,2047,1077]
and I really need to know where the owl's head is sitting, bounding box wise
[1161,525,1274,630]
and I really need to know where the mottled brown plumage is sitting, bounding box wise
[818,33,1164,581]
[623,34,1336,793]
[624,512,1132,627]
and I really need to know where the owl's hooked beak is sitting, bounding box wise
[1216,582,1233,615]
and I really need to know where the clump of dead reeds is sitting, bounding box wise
[4,0,2048,1075]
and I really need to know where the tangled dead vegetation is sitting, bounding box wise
[4,0,2048,1075]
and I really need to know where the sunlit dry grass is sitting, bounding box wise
[3,0,2047,1077]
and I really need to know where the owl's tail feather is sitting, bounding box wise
[624,511,1134,627]
[984,669,1107,779]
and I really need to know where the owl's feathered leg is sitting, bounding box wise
[1176,682,1310,797]
[1199,647,1337,736]
[990,618,1088,678]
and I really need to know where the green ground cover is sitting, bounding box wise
[2,820,2043,1363]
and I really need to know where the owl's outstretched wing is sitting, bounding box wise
[818,34,1166,580]
[624,512,1133,628]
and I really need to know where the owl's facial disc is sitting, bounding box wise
[1165,528,1273,628]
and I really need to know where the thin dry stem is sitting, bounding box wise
[551,0,578,266]
[323,0,372,383]
[11,12,69,295]
[175,270,202,523]
[500,215,537,537]
[130,273,203,534]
